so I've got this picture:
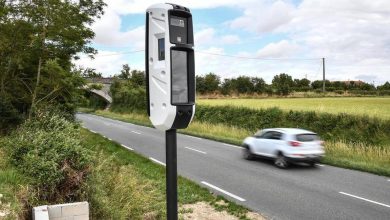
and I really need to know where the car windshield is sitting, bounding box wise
[296,133,319,142]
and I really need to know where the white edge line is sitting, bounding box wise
[223,143,242,149]
[339,192,390,208]
[108,138,112,141]
[387,179,390,182]
[317,164,325,167]
[149,157,166,166]
[131,131,141,135]
[185,147,207,154]
[187,135,202,140]
[90,130,97,134]
[201,181,246,202]
[121,144,134,151]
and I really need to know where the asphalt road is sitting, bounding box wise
[76,113,390,220]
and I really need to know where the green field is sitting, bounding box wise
[198,97,390,120]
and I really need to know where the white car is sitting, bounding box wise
[242,128,325,168]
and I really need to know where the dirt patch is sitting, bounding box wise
[180,202,265,220]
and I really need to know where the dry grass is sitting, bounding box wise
[323,141,390,176]
[198,97,390,120]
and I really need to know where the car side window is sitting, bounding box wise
[271,132,282,140]
[260,131,273,139]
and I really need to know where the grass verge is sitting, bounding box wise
[81,129,256,219]
[84,109,390,177]
[0,141,29,219]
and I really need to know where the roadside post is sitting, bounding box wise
[146,3,195,220]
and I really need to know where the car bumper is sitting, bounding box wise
[285,155,323,163]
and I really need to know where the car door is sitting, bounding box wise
[252,131,274,156]
[263,131,283,157]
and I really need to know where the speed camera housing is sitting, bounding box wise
[146,3,195,131]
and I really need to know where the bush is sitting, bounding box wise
[5,110,91,203]
[110,79,146,113]
[195,105,390,146]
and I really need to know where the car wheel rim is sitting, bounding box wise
[275,156,286,167]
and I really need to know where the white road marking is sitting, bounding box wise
[201,181,246,202]
[131,131,141,135]
[149,157,166,166]
[187,135,202,140]
[121,144,134,151]
[185,147,207,154]
[339,192,390,208]
[90,130,97,134]
[317,164,325,167]
[222,143,242,149]
[387,179,390,182]
[108,138,112,141]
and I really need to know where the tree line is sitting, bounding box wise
[197,73,390,96]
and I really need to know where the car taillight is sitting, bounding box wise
[289,141,301,147]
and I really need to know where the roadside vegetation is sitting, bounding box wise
[0,111,261,219]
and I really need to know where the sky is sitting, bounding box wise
[74,0,390,85]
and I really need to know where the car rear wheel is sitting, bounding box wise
[274,153,289,168]
[243,145,254,160]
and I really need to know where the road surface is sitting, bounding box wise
[77,113,390,220]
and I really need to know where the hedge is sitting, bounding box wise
[195,105,390,146]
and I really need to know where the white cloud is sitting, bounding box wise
[256,40,299,58]
[92,8,144,49]
[106,0,255,15]
[230,0,295,33]
[195,28,240,47]
[195,28,216,46]
[74,51,129,77]
[221,35,241,44]
[227,0,390,84]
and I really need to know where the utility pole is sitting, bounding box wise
[322,57,326,93]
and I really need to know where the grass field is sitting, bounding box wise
[198,97,390,120]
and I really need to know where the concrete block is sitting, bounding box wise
[51,217,73,220]
[74,214,89,220]
[32,205,49,220]
[60,202,89,217]
[47,205,62,218]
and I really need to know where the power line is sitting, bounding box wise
[79,49,144,58]
[195,50,322,61]
[84,49,322,61]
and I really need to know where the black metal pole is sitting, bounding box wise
[166,129,177,220]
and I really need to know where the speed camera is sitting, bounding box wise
[146,3,195,131]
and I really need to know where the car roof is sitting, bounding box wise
[263,128,316,135]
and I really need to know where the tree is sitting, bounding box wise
[130,70,146,87]
[234,76,254,93]
[117,64,131,79]
[82,68,102,78]
[251,77,266,93]
[272,73,294,95]
[0,0,106,121]
[378,81,390,90]
[204,73,220,93]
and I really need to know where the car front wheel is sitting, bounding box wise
[243,145,254,160]
[274,153,289,168]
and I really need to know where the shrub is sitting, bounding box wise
[5,110,91,203]
[194,105,390,146]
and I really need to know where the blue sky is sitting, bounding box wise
[75,0,390,85]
